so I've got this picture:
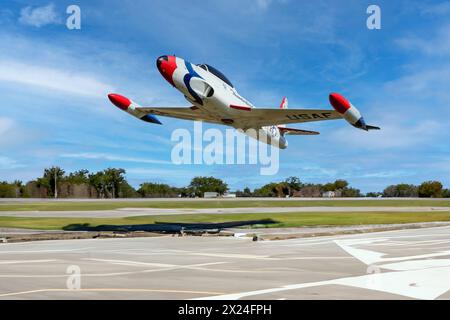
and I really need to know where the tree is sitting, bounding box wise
[253,183,278,197]
[294,183,323,197]
[0,182,16,198]
[322,180,349,192]
[66,169,89,184]
[189,176,228,197]
[341,187,361,197]
[138,183,178,198]
[13,180,22,187]
[88,171,107,198]
[177,186,194,198]
[103,168,126,198]
[443,189,450,198]
[118,181,138,198]
[242,187,253,197]
[236,187,253,197]
[322,183,336,192]
[334,180,349,190]
[43,166,65,198]
[418,181,443,198]
[13,180,29,198]
[383,184,418,197]
[285,177,303,196]
[253,182,288,197]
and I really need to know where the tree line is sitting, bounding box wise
[0,167,228,199]
[0,167,448,198]
[379,182,450,198]
[240,177,362,198]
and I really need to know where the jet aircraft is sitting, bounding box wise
[108,55,379,149]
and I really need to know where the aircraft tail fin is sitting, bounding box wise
[278,97,288,128]
[280,97,288,109]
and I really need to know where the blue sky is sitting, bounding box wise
[0,0,449,193]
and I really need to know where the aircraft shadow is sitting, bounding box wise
[63,219,277,233]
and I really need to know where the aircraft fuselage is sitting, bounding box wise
[157,55,287,149]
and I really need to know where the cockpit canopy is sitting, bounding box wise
[197,64,234,88]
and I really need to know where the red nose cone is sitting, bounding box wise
[329,92,351,114]
[108,93,131,110]
[156,55,177,86]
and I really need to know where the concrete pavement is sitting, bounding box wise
[1,226,450,299]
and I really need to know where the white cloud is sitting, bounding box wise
[0,117,37,148]
[0,156,24,170]
[361,171,414,179]
[0,117,15,135]
[256,0,272,10]
[127,168,195,176]
[296,165,338,178]
[0,32,173,104]
[396,24,450,56]
[59,152,170,165]
[429,158,450,174]
[383,66,450,103]
[0,60,114,98]
[18,3,61,27]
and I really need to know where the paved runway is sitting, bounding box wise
[3,197,449,202]
[1,226,450,300]
[2,206,450,218]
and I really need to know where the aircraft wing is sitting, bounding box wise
[233,108,343,128]
[135,106,224,125]
[136,107,342,128]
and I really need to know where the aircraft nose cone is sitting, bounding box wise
[108,93,131,110]
[156,55,168,70]
[156,55,177,86]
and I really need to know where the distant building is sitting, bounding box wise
[322,191,336,198]
[204,192,219,198]
[223,193,236,198]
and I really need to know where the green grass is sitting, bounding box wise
[1,211,450,230]
[0,199,450,211]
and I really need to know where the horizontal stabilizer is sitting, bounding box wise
[278,127,320,135]
[366,125,381,130]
